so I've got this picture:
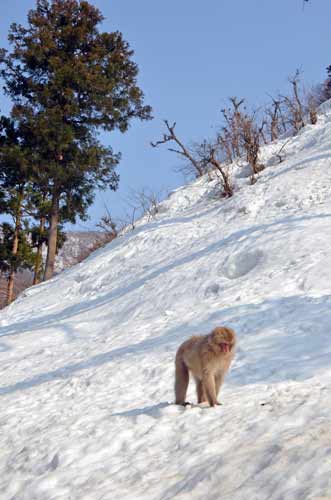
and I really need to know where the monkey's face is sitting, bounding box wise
[211,327,236,353]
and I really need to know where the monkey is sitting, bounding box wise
[174,326,236,407]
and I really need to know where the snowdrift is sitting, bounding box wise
[1,107,331,499]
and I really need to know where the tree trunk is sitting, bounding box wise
[209,152,233,197]
[33,216,46,285]
[292,81,305,131]
[43,194,59,281]
[6,197,22,305]
[271,118,278,142]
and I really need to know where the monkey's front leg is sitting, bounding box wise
[202,370,218,407]
[214,372,225,405]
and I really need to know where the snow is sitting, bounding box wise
[54,231,106,273]
[1,107,331,499]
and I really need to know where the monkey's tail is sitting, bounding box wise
[175,351,189,405]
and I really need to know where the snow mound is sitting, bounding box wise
[223,249,264,279]
[1,108,331,499]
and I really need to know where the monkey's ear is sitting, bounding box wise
[210,327,219,337]
[209,330,218,344]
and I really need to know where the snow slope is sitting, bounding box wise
[0,232,107,309]
[54,231,105,273]
[1,108,331,499]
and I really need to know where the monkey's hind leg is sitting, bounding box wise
[175,355,190,405]
[195,378,207,404]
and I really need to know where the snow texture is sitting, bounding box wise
[1,107,331,499]
[54,231,106,272]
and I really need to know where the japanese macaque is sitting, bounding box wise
[175,326,236,407]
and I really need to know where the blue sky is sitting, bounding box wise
[0,0,330,229]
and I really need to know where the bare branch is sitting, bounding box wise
[208,147,234,197]
[275,139,291,164]
[151,120,204,177]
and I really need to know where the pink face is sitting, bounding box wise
[219,343,230,353]
[212,327,236,353]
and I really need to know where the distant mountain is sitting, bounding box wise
[54,231,107,272]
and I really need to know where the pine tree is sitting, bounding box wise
[0,0,152,280]
[0,223,35,304]
[0,115,36,303]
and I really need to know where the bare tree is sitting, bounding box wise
[151,120,204,178]
[96,208,118,240]
[258,116,268,145]
[306,93,318,125]
[266,97,283,141]
[113,187,169,234]
[191,139,233,197]
[304,84,327,125]
[208,145,234,197]
[217,129,234,164]
[240,115,265,184]
[282,70,305,133]
[220,97,245,159]
[190,140,214,176]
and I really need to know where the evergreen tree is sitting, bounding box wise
[0,222,35,304]
[30,219,66,284]
[0,115,36,303]
[27,190,50,284]
[0,0,152,280]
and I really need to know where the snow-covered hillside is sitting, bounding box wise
[0,232,106,309]
[55,231,108,273]
[1,107,331,499]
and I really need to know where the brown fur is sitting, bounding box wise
[174,326,236,407]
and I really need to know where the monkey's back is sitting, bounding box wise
[177,336,205,374]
